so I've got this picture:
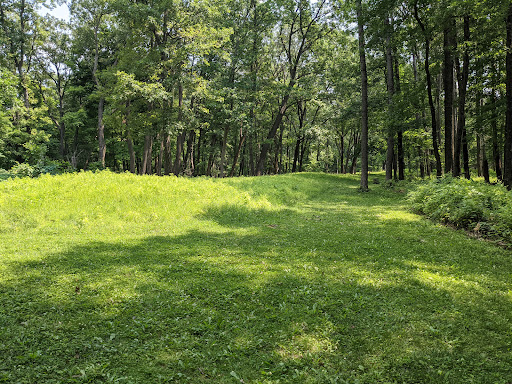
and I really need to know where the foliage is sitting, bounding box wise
[408,177,512,243]
[1,172,511,383]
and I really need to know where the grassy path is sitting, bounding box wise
[0,172,511,383]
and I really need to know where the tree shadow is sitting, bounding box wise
[2,207,512,383]
[1,173,511,382]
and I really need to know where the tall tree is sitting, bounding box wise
[413,0,442,177]
[453,15,470,179]
[357,0,368,190]
[384,16,395,182]
[255,0,327,175]
[504,2,512,188]
[443,16,455,175]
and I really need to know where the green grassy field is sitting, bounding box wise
[0,171,511,383]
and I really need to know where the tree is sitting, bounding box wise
[413,0,442,177]
[255,0,328,175]
[356,0,369,190]
[504,2,512,189]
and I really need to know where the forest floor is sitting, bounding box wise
[0,171,511,383]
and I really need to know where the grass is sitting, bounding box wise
[0,171,511,383]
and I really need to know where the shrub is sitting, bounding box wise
[408,177,512,243]
[36,160,74,175]
[9,162,36,178]
[0,169,12,181]
[3,160,74,180]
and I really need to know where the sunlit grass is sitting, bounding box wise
[0,171,511,383]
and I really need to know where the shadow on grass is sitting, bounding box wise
[2,238,511,382]
[1,175,512,383]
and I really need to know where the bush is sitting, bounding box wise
[9,162,36,178]
[407,177,512,243]
[0,169,12,181]
[3,160,74,180]
[36,160,74,175]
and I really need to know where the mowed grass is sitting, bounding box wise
[0,171,511,384]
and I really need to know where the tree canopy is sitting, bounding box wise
[1,0,512,187]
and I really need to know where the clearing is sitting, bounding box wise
[0,172,511,383]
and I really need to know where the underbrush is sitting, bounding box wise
[408,177,512,244]
[0,160,74,180]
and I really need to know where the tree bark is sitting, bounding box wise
[164,132,172,175]
[229,126,246,177]
[184,129,195,175]
[92,14,106,168]
[385,18,395,182]
[492,87,503,181]
[292,137,301,173]
[173,83,184,176]
[141,135,153,175]
[443,18,455,174]
[156,133,164,176]
[220,125,229,178]
[453,16,470,179]
[482,137,490,183]
[414,3,443,177]
[357,0,369,190]
[395,53,405,180]
[97,97,106,167]
[504,3,512,188]
[126,131,136,174]
[206,135,217,176]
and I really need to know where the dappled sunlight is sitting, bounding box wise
[413,269,487,294]
[2,173,512,382]
[276,331,338,361]
[374,210,422,222]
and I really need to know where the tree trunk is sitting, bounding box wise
[97,97,106,167]
[299,138,309,172]
[220,125,229,178]
[164,132,172,175]
[292,137,301,173]
[15,0,30,110]
[141,135,153,175]
[476,134,482,177]
[394,53,405,180]
[413,5,443,177]
[256,91,293,175]
[482,137,490,183]
[397,132,405,180]
[385,17,395,182]
[184,129,195,175]
[339,135,345,173]
[357,0,369,190]
[504,3,512,188]
[173,83,184,176]
[92,15,106,168]
[246,134,254,176]
[156,134,164,176]
[196,128,203,174]
[443,18,455,174]
[453,16,470,179]
[59,108,66,159]
[492,88,503,181]
[229,126,246,177]
[206,135,217,177]
[126,130,136,174]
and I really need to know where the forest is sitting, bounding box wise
[1,0,512,188]
[3,2,512,381]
